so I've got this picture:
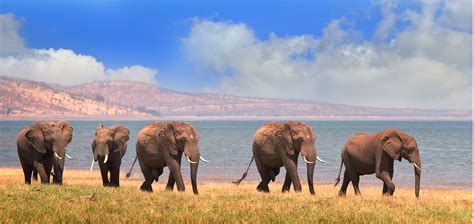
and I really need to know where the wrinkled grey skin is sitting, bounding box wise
[92,123,130,187]
[135,122,201,194]
[17,121,73,185]
[235,121,320,195]
[335,128,422,197]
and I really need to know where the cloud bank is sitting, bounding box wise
[0,13,158,85]
[183,1,472,110]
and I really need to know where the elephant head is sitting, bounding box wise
[158,122,207,194]
[381,128,422,197]
[25,121,73,184]
[276,121,325,195]
[277,122,325,164]
[92,123,130,164]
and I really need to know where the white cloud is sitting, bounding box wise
[182,1,472,110]
[0,13,158,85]
[0,13,26,56]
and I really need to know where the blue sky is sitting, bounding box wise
[0,0,471,109]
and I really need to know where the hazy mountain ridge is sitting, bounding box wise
[0,78,148,117]
[0,77,470,119]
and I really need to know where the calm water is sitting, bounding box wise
[0,120,471,189]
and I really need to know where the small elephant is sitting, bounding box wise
[234,121,325,194]
[127,122,208,194]
[17,121,74,185]
[90,123,130,187]
[335,128,423,197]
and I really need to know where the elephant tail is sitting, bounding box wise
[125,155,138,179]
[334,159,344,187]
[232,156,254,185]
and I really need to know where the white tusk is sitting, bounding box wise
[103,154,108,163]
[302,156,315,164]
[316,155,326,163]
[186,156,198,164]
[199,156,209,163]
[54,152,63,160]
[65,153,74,160]
[90,158,95,171]
[413,163,425,172]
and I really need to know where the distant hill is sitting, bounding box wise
[0,78,148,119]
[0,77,471,120]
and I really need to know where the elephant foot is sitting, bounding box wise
[281,188,290,193]
[338,191,347,197]
[140,183,153,192]
[257,183,270,193]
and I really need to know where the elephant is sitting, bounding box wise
[90,123,130,187]
[334,128,423,197]
[16,121,74,185]
[234,121,325,194]
[126,121,208,195]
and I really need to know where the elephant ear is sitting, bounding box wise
[112,125,130,157]
[95,123,104,136]
[58,121,73,143]
[159,123,178,156]
[275,123,295,155]
[25,123,47,154]
[381,129,403,160]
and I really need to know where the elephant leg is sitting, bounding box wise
[338,170,351,197]
[98,161,110,187]
[282,172,292,192]
[44,156,54,183]
[382,163,394,196]
[254,156,270,193]
[284,159,302,192]
[33,161,49,184]
[21,163,33,184]
[377,171,395,196]
[377,156,395,196]
[139,164,154,192]
[152,168,164,182]
[167,160,185,192]
[166,174,175,191]
[165,153,181,190]
[269,167,280,182]
[109,160,121,187]
[351,173,361,195]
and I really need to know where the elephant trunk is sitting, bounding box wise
[189,155,199,195]
[306,160,315,195]
[413,155,421,198]
[52,143,66,184]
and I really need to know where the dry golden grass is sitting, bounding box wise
[0,168,471,223]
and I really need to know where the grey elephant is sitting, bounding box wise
[90,123,130,187]
[126,122,208,195]
[234,121,325,194]
[334,128,423,197]
[17,121,74,184]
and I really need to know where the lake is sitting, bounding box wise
[0,120,471,189]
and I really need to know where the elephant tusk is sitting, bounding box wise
[90,158,95,172]
[65,153,75,160]
[302,156,314,164]
[199,156,209,163]
[316,155,326,163]
[54,152,63,160]
[186,156,198,164]
[413,163,425,172]
[103,154,108,163]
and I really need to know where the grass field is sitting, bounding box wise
[0,168,471,223]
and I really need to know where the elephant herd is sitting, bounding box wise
[16,120,424,197]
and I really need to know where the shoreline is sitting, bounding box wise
[0,115,472,121]
[0,168,470,191]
